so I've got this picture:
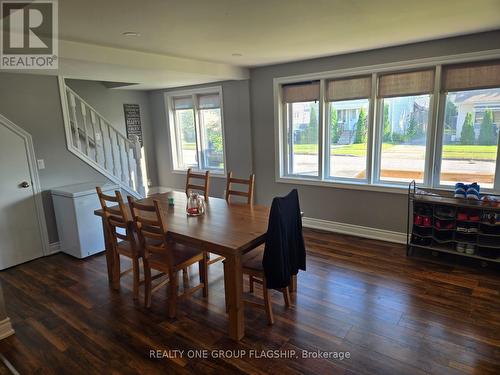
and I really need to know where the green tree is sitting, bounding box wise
[354,108,367,144]
[330,107,340,143]
[405,112,418,141]
[478,109,496,145]
[444,98,458,135]
[460,112,475,145]
[382,103,391,142]
[179,110,195,143]
[303,104,318,144]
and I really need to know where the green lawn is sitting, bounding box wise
[293,143,497,160]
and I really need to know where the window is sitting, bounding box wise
[326,76,371,180]
[168,88,225,173]
[438,61,500,189]
[283,82,320,176]
[276,56,500,192]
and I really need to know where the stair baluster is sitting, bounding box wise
[89,111,99,163]
[80,102,90,157]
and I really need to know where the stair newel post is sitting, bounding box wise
[90,110,100,163]
[99,117,109,171]
[131,135,145,196]
[80,101,90,157]
[68,91,81,150]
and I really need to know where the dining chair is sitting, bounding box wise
[96,187,142,299]
[128,196,208,317]
[226,189,305,325]
[185,168,210,200]
[225,172,255,205]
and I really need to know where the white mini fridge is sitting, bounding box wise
[52,182,119,258]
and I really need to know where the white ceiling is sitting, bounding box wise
[59,0,500,67]
[24,0,499,89]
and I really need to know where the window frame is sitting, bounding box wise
[274,50,500,193]
[166,86,227,175]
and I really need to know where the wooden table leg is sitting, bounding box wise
[223,254,244,340]
[101,217,113,284]
[290,274,297,292]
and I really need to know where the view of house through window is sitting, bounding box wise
[287,101,319,176]
[379,95,430,183]
[328,99,370,179]
[170,90,225,172]
[439,88,500,189]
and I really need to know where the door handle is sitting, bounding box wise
[20,181,30,188]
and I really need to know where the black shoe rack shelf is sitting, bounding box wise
[407,180,500,264]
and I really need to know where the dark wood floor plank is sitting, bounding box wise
[0,229,499,374]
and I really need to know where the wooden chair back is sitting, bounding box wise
[96,187,135,248]
[127,197,172,264]
[225,172,255,204]
[185,168,210,200]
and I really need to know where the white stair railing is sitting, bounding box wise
[59,79,145,197]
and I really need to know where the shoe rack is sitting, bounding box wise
[407,181,500,265]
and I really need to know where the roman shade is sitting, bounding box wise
[326,76,371,101]
[282,81,320,103]
[173,96,193,110]
[198,93,221,109]
[378,69,435,98]
[442,60,500,92]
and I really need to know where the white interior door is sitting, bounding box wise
[0,123,44,269]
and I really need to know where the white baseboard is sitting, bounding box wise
[0,318,14,340]
[47,242,61,255]
[147,186,184,195]
[302,217,406,244]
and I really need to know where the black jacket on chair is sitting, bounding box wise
[262,189,306,289]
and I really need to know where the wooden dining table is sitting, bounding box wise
[94,190,270,341]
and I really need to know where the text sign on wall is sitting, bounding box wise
[123,104,143,146]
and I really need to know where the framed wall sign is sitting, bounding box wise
[123,104,143,146]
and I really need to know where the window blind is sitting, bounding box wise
[173,96,193,110]
[326,76,371,101]
[198,93,220,109]
[378,69,435,98]
[282,81,320,103]
[442,60,500,92]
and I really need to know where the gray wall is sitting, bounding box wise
[249,30,500,233]
[149,80,253,198]
[65,79,158,186]
[0,73,108,243]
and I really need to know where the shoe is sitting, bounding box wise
[456,225,468,232]
[469,213,480,222]
[456,243,466,253]
[422,217,432,227]
[467,226,478,233]
[414,215,423,225]
[457,212,468,221]
[465,244,475,255]
[435,206,455,219]
[466,183,480,200]
[454,183,467,199]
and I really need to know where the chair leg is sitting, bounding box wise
[249,275,254,293]
[262,277,274,325]
[143,259,152,308]
[168,270,178,318]
[282,287,291,308]
[199,253,208,298]
[132,257,140,300]
[112,250,120,291]
[223,260,229,313]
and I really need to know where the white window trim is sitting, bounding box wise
[273,49,500,193]
[165,86,227,175]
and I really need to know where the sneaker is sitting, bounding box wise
[465,244,475,255]
[467,226,478,233]
[422,217,432,227]
[456,243,466,253]
[456,225,468,232]
[457,212,468,221]
[466,183,480,200]
[454,183,467,199]
[414,215,423,225]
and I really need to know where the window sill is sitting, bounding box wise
[172,169,227,179]
[277,176,414,195]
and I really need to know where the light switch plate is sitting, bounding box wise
[37,159,45,170]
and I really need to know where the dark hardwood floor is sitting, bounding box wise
[0,229,499,374]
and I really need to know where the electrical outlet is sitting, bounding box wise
[37,159,45,170]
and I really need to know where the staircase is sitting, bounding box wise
[58,78,146,198]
